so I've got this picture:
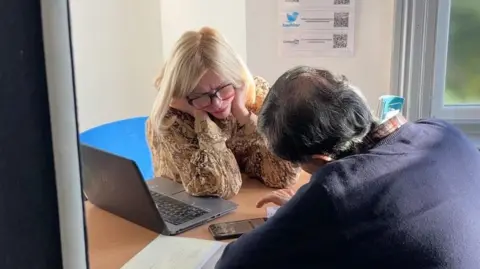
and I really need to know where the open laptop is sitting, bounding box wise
[80,144,237,235]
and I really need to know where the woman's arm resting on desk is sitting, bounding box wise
[233,76,300,188]
[147,118,242,199]
[236,113,301,188]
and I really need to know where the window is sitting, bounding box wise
[392,0,480,145]
[431,0,480,121]
[444,0,480,106]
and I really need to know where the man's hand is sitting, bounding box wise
[256,188,296,208]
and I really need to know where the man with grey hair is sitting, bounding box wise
[216,66,480,269]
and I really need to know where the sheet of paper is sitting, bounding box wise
[266,206,280,218]
[278,0,356,57]
[200,244,227,269]
[121,236,226,269]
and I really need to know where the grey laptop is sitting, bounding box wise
[80,144,237,235]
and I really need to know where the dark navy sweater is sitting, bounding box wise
[215,119,480,269]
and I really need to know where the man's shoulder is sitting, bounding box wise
[311,117,480,210]
[309,158,366,198]
[414,117,455,130]
[412,117,476,150]
[308,151,407,212]
[413,117,465,137]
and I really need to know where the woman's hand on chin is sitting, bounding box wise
[231,85,250,126]
[170,98,197,117]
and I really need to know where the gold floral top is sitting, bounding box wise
[146,77,300,199]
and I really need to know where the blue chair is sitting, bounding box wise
[79,116,153,180]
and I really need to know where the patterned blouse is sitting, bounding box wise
[146,76,300,199]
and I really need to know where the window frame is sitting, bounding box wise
[41,0,89,268]
[431,0,480,121]
[391,0,480,145]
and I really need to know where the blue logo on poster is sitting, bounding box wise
[287,12,299,22]
[283,12,300,27]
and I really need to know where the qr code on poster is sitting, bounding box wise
[333,34,348,48]
[334,0,351,4]
[334,12,349,27]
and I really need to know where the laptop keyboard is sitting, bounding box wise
[149,191,208,225]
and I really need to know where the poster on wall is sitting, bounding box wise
[278,0,356,57]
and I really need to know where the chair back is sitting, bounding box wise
[79,116,153,180]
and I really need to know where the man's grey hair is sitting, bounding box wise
[258,66,377,163]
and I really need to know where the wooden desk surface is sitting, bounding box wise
[85,172,309,269]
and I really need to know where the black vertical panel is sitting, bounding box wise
[0,0,63,268]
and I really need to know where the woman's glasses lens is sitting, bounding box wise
[192,96,211,108]
[190,85,235,109]
[217,86,234,99]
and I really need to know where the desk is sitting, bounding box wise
[85,172,310,269]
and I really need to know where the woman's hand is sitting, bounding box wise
[170,98,196,116]
[231,85,251,126]
[256,188,296,208]
[170,98,208,120]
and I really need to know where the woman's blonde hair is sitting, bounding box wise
[151,26,256,131]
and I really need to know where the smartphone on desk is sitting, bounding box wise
[208,218,267,240]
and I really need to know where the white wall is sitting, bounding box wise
[246,0,395,107]
[69,0,163,131]
[159,0,247,62]
[69,0,394,130]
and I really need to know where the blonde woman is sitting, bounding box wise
[146,27,300,199]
